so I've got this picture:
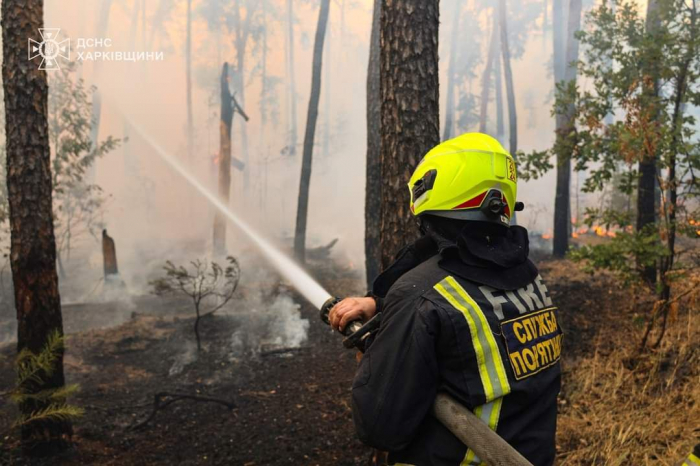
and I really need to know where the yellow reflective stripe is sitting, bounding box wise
[435,276,511,401]
[446,276,511,398]
[685,453,700,466]
[461,398,503,466]
[434,276,510,466]
[435,282,492,397]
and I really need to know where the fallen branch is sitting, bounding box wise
[260,346,311,357]
[130,392,236,431]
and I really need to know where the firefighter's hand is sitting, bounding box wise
[329,297,377,332]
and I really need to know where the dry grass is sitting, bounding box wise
[556,268,699,465]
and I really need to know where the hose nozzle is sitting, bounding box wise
[319,296,341,325]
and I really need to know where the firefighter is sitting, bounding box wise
[329,133,561,466]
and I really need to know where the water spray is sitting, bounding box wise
[125,118,332,310]
[124,114,533,464]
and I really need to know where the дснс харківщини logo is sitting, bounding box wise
[28,28,70,71]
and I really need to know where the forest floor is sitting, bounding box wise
[0,257,697,466]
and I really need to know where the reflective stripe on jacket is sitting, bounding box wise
[352,255,561,466]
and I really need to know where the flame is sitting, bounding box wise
[542,231,553,240]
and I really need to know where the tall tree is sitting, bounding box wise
[364,0,382,288]
[552,0,565,84]
[2,0,71,454]
[214,63,234,256]
[379,0,440,268]
[286,0,298,155]
[443,0,463,141]
[293,0,331,262]
[495,38,505,142]
[498,0,518,155]
[636,0,661,284]
[479,14,498,133]
[552,0,582,257]
[323,9,332,158]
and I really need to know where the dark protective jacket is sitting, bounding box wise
[352,221,562,466]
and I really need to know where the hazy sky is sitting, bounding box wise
[37,0,652,276]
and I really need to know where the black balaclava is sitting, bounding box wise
[421,215,538,290]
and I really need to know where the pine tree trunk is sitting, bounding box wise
[214,63,234,256]
[2,0,71,454]
[364,0,382,289]
[495,41,505,142]
[442,1,462,142]
[379,0,440,268]
[552,0,582,258]
[287,0,298,156]
[637,0,660,285]
[498,0,517,155]
[479,14,498,133]
[293,0,331,262]
[323,12,332,158]
[552,0,565,83]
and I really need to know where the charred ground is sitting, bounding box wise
[0,258,697,466]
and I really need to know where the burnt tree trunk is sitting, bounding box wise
[442,0,462,141]
[293,0,331,262]
[102,230,119,277]
[364,0,382,289]
[214,63,234,256]
[498,0,517,155]
[379,0,440,268]
[637,0,661,285]
[552,0,582,257]
[479,13,498,133]
[2,0,71,454]
[551,0,566,254]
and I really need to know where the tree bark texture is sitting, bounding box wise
[379,0,440,268]
[364,0,382,289]
[293,0,331,263]
[214,63,234,256]
[479,14,498,134]
[498,0,517,155]
[2,0,71,454]
[442,0,462,142]
[552,0,582,257]
[636,0,661,284]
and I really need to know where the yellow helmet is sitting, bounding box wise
[408,132,521,226]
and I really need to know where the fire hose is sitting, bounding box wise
[320,298,534,466]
